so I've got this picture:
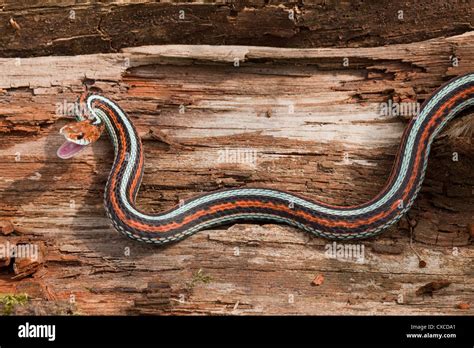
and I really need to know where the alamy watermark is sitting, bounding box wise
[217,148,257,167]
[325,241,365,263]
[0,242,39,262]
[55,100,88,118]
[379,100,420,117]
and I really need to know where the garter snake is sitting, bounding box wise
[57,73,474,245]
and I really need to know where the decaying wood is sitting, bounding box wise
[0,33,473,315]
[0,0,472,58]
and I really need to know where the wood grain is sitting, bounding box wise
[0,34,472,315]
[0,0,472,57]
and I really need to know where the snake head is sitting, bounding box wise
[57,119,104,159]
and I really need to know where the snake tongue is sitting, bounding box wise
[57,140,87,159]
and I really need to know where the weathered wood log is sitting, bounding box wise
[0,34,473,314]
[0,0,472,57]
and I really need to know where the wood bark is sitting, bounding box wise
[0,0,472,57]
[0,7,472,315]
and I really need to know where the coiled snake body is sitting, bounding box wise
[57,73,474,245]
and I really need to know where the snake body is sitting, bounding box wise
[79,73,473,244]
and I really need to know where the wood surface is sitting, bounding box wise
[0,0,472,315]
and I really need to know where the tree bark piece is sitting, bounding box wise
[0,0,473,58]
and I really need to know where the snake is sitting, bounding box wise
[57,73,474,245]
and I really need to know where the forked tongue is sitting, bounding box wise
[57,141,87,159]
